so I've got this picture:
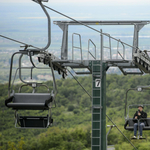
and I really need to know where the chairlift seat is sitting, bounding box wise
[146,119,150,126]
[124,118,150,131]
[124,119,134,131]
[5,93,53,110]
[17,115,53,128]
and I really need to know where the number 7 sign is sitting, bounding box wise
[95,79,101,87]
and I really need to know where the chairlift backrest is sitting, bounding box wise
[13,93,51,103]
[128,120,134,126]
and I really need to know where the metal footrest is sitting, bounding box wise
[16,115,53,128]
[125,72,143,75]
[71,67,91,75]
[119,67,144,75]
[75,71,91,75]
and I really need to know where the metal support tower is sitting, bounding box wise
[52,20,150,150]
[89,61,107,150]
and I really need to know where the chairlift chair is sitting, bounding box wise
[5,0,68,128]
[5,49,57,128]
[124,86,150,132]
[5,0,58,129]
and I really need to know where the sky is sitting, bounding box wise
[0,0,150,51]
[0,0,150,5]
[0,0,149,21]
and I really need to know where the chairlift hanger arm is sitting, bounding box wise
[125,88,137,119]
[32,0,51,51]
[29,51,36,67]
[1,0,51,52]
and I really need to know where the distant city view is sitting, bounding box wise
[1,1,150,83]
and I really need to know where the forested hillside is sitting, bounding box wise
[1,74,150,150]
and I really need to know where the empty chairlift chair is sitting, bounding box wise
[4,0,69,128]
[5,0,58,128]
[5,50,57,128]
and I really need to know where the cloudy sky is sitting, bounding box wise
[0,0,149,20]
[0,0,150,52]
[0,0,150,5]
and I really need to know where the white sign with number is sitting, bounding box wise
[95,79,101,87]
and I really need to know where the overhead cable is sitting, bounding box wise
[0,34,40,49]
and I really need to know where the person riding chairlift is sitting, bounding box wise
[133,105,147,139]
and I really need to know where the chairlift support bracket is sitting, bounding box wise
[53,20,150,75]
[54,20,150,59]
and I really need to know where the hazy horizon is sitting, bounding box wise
[0,0,150,52]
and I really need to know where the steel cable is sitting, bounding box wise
[0,34,40,49]
[67,68,92,99]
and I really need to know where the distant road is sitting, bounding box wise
[107,146,115,150]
